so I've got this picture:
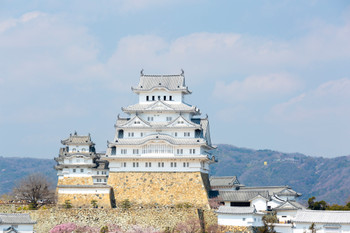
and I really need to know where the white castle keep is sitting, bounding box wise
[55,71,216,207]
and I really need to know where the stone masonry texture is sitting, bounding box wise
[107,172,210,207]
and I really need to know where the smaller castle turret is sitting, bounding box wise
[54,132,112,208]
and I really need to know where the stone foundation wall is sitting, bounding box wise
[107,172,209,207]
[57,176,93,185]
[0,204,217,233]
[57,192,112,208]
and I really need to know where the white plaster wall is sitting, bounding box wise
[293,223,350,233]
[217,214,263,227]
[0,224,34,233]
[139,91,183,103]
[108,159,210,173]
[58,188,110,194]
[274,224,293,233]
[68,145,89,153]
[251,198,267,212]
[276,210,297,223]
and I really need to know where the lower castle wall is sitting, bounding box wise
[57,176,94,185]
[0,205,218,233]
[107,172,210,207]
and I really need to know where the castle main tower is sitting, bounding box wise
[106,71,216,206]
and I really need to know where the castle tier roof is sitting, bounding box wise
[122,101,200,114]
[218,190,270,202]
[0,213,36,224]
[109,133,213,148]
[210,176,240,187]
[273,200,305,211]
[216,206,258,215]
[131,72,191,94]
[294,210,350,224]
[61,132,95,146]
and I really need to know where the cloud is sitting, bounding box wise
[271,78,350,121]
[212,73,301,103]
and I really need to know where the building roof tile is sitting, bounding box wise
[0,213,36,224]
[294,210,350,224]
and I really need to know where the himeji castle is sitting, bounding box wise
[55,70,217,207]
[53,71,310,231]
[105,70,217,206]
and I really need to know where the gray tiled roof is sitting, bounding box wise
[239,186,301,197]
[110,133,212,147]
[122,101,199,113]
[218,190,269,202]
[294,210,350,224]
[0,213,36,224]
[216,206,256,214]
[61,132,95,146]
[210,176,240,187]
[132,73,191,93]
[273,200,305,210]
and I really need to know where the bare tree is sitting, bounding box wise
[13,173,54,209]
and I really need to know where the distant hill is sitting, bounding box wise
[1,145,349,204]
[0,157,57,195]
[210,144,350,204]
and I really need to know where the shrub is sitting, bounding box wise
[91,200,98,208]
[63,199,72,209]
[121,199,131,210]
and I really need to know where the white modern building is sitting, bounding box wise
[0,213,36,233]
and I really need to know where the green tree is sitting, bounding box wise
[308,197,328,210]
[91,200,98,208]
[258,214,277,233]
[64,199,72,209]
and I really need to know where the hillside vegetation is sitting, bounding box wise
[1,144,349,204]
[210,144,350,204]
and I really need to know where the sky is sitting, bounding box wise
[0,0,350,158]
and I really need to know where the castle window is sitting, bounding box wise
[73,169,76,173]
[174,162,177,167]
[102,171,107,175]
[190,149,196,154]
[97,171,99,175]
[146,96,149,101]
[104,179,107,182]
[158,162,164,167]
[174,132,177,137]
[184,132,190,137]
[80,169,84,173]
[133,149,139,154]
[152,96,155,101]
[140,132,144,137]
[121,149,127,154]
[166,117,172,121]
[171,162,173,167]
[158,96,161,100]
[111,147,116,155]
[163,96,166,101]
[128,132,134,137]
[169,96,173,101]
[147,117,154,121]
[183,162,189,167]
[72,148,76,152]
[145,162,151,167]
[133,162,139,167]
[123,162,127,167]
[177,149,183,155]
[82,148,86,152]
